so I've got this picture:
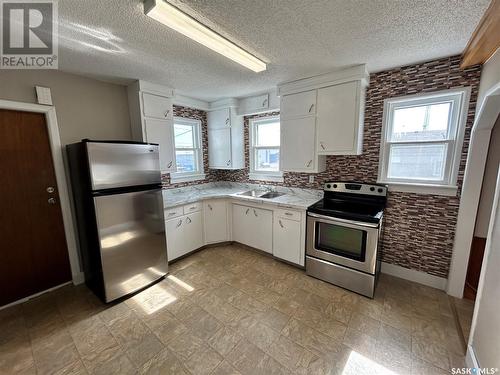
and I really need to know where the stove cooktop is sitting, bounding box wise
[308,199,384,223]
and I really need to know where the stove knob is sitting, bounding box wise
[333,184,337,188]
[377,188,383,193]
[326,184,331,189]
[370,187,375,192]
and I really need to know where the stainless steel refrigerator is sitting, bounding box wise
[67,140,168,302]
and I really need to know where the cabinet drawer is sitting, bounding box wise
[275,208,301,221]
[183,202,202,214]
[165,206,183,220]
[142,92,173,119]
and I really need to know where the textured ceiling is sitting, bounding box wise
[57,0,490,101]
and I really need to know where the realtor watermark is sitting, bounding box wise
[452,368,499,375]
[0,0,58,69]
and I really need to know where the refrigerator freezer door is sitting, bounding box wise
[87,142,161,190]
[94,188,168,302]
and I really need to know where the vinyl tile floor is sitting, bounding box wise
[0,244,466,375]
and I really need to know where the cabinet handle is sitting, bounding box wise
[306,160,312,167]
[320,142,326,150]
[189,206,196,210]
[208,204,213,211]
[164,109,170,117]
[226,160,231,166]
[176,219,182,228]
[285,212,293,216]
[168,212,177,217]
[245,208,250,215]
[186,217,192,224]
[308,104,315,113]
[262,98,268,107]
[167,161,173,168]
[225,118,230,125]
[253,209,258,217]
[279,219,284,228]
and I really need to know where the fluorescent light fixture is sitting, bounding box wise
[144,0,266,72]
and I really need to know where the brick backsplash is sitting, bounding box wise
[164,55,482,279]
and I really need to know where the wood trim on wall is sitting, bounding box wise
[461,0,500,68]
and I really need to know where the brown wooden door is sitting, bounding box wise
[0,109,71,306]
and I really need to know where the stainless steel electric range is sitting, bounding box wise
[306,182,387,298]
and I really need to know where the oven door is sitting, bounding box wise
[306,212,380,274]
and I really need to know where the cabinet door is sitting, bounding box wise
[204,200,227,244]
[208,127,232,168]
[142,92,173,120]
[281,117,317,172]
[207,108,230,129]
[232,204,251,246]
[280,90,317,119]
[184,211,203,251]
[144,118,176,172]
[317,81,360,154]
[273,217,302,265]
[248,207,273,254]
[165,216,185,261]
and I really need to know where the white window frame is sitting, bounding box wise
[170,117,205,183]
[249,115,283,182]
[378,87,471,196]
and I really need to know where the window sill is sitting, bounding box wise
[170,173,206,184]
[249,172,284,183]
[378,181,458,196]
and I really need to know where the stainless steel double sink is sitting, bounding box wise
[238,190,286,199]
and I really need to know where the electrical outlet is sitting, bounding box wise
[309,175,315,183]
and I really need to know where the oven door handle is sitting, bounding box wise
[307,212,380,229]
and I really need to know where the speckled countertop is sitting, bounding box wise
[162,182,323,210]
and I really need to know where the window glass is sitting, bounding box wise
[387,143,447,180]
[255,121,280,146]
[174,123,194,148]
[391,102,451,142]
[255,148,279,172]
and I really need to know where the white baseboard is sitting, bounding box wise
[381,262,447,290]
[72,271,85,285]
[466,344,479,369]
[0,281,72,311]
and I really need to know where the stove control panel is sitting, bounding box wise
[324,182,387,197]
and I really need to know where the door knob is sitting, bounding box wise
[48,197,56,205]
[46,186,55,193]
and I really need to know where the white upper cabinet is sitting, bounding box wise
[142,93,173,120]
[280,90,317,119]
[281,117,324,172]
[277,65,368,164]
[207,108,230,129]
[207,106,244,169]
[316,81,364,155]
[127,81,176,172]
[144,118,175,170]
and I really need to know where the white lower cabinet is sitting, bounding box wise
[232,204,272,254]
[165,210,203,261]
[203,200,228,244]
[273,216,302,266]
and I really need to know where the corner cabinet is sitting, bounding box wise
[203,200,228,244]
[278,65,369,171]
[127,81,176,172]
[207,107,244,169]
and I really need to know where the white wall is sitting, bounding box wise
[0,70,132,145]
[469,166,500,368]
[475,116,500,237]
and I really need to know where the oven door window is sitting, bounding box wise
[315,222,367,261]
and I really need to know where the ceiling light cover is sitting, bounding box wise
[144,0,266,73]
